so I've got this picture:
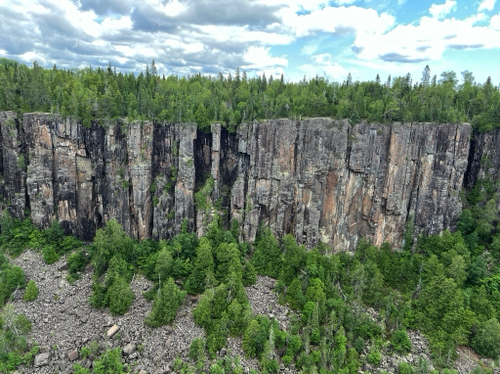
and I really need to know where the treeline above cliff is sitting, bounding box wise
[1,58,499,132]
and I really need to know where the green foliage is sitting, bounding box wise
[398,362,414,374]
[0,213,38,256]
[22,280,38,301]
[414,273,470,355]
[251,227,282,278]
[188,338,206,363]
[42,245,59,264]
[1,59,499,133]
[0,264,25,305]
[67,249,90,279]
[193,288,215,329]
[194,176,214,211]
[92,347,126,374]
[0,304,37,373]
[242,261,257,286]
[92,219,134,276]
[16,154,26,171]
[80,346,91,359]
[391,329,412,354]
[73,364,91,374]
[367,347,382,366]
[44,220,65,248]
[107,277,135,315]
[146,277,186,327]
[403,216,414,251]
[242,319,262,358]
[470,318,500,358]
[185,237,216,295]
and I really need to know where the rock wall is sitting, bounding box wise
[0,112,475,251]
[230,119,471,250]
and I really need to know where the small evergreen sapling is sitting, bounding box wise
[23,279,39,301]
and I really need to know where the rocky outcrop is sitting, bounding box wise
[231,120,471,250]
[0,112,476,251]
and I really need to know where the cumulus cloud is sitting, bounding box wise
[429,0,457,20]
[281,5,395,37]
[478,0,496,12]
[1,0,499,82]
[0,0,292,76]
[352,13,500,63]
[491,13,500,28]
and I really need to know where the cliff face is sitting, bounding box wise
[0,112,474,250]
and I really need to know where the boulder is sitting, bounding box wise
[34,352,50,367]
[107,324,120,338]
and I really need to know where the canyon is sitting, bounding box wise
[0,111,488,251]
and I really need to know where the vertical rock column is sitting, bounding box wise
[175,124,197,233]
[151,122,198,239]
[53,117,85,233]
[127,121,153,239]
[0,111,26,219]
[151,124,177,240]
[24,113,55,229]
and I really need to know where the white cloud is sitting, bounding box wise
[334,0,360,5]
[19,51,47,64]
[159,0,187,17]
[242,46,288,69]
[281,5,395,38]
[429,0,457,20]
[491,13,500,28]
[352,14,500,64]
[193,24,294,46]
[478,0,496,11]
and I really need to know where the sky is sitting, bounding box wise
[0,0,499,84]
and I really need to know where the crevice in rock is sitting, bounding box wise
[464,130,481,190]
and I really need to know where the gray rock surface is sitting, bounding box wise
[0,113,478,251]
[34,352,50,368]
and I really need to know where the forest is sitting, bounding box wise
[0,58,499,132]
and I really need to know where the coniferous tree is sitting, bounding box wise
[146,277,185,327]
[185,237,216,294]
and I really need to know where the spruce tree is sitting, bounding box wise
[146,277,185,327]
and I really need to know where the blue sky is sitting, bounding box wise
[0,0,499,85]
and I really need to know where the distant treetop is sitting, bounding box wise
[0,58,498,132]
